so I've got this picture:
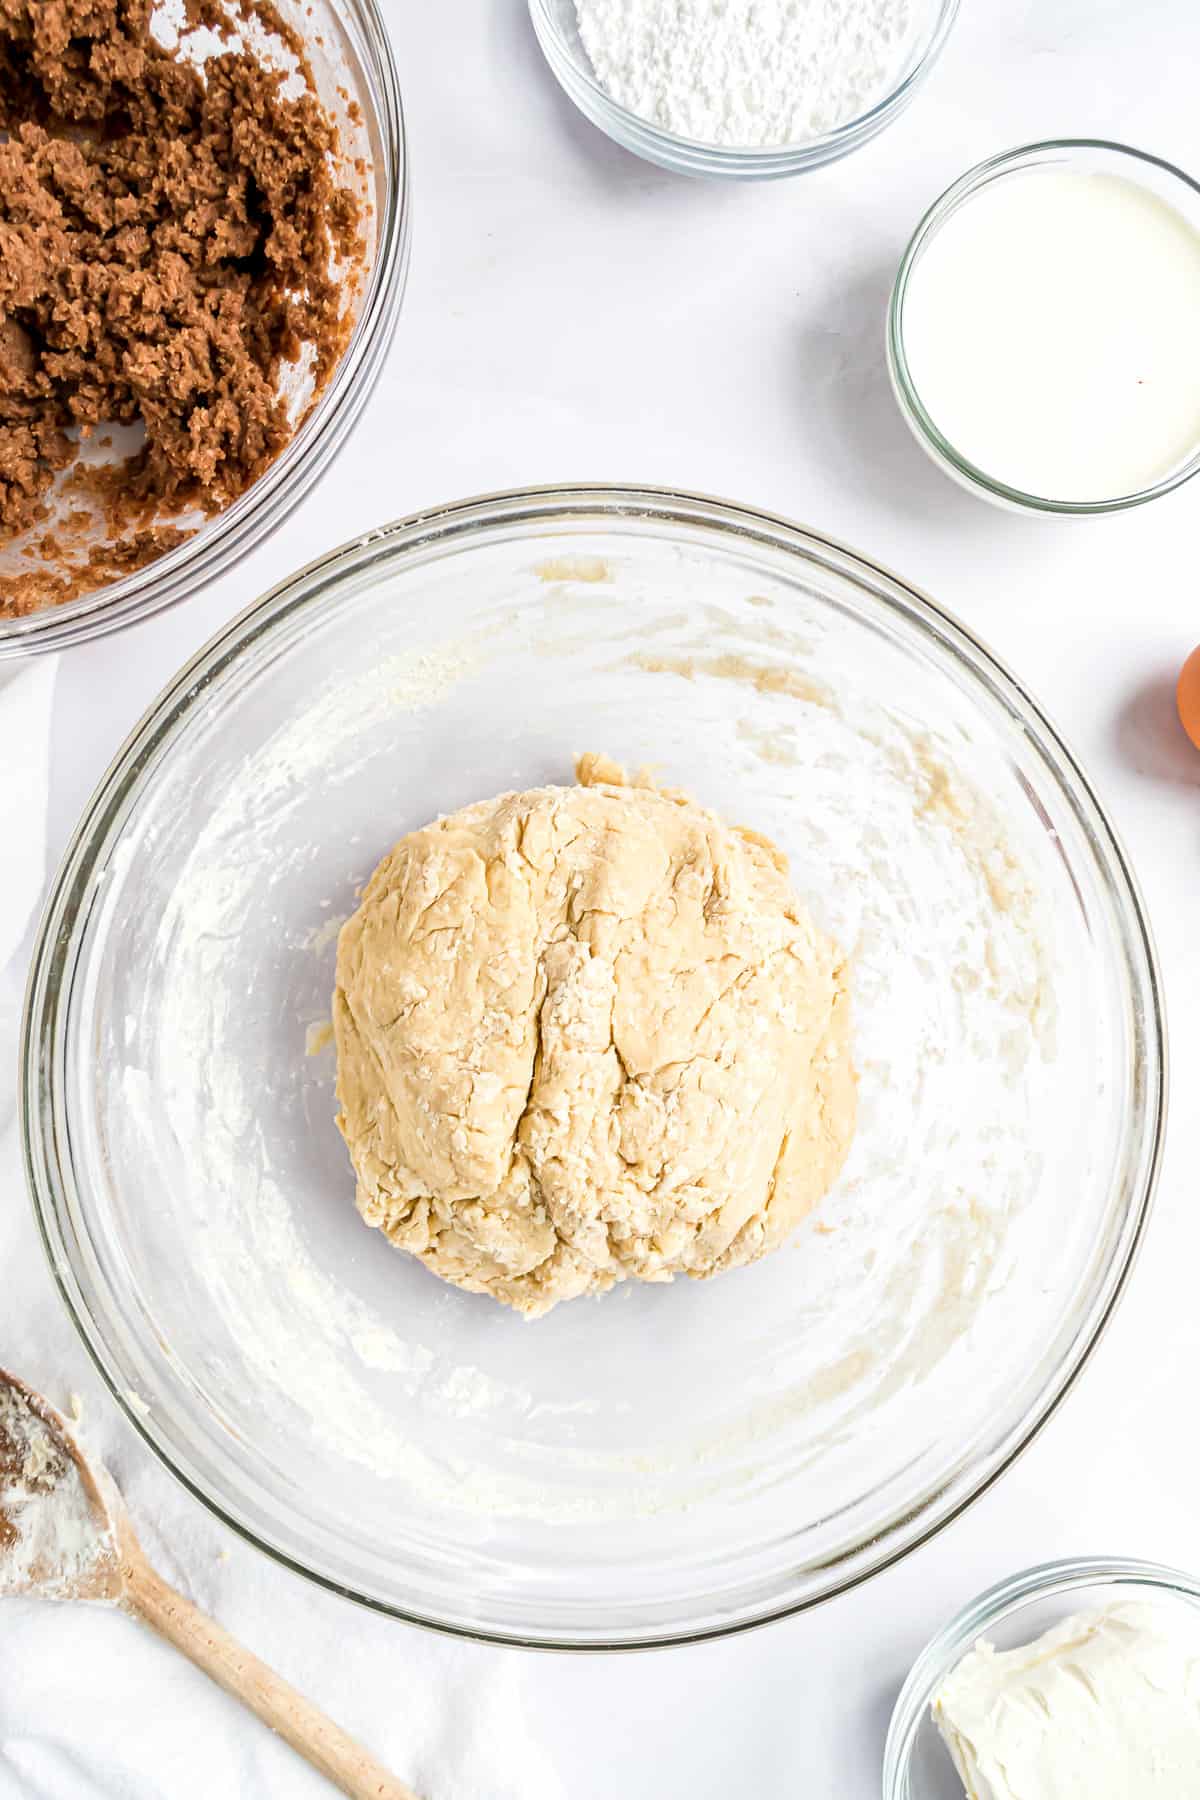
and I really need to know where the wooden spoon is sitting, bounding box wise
[0,1367,420,1800]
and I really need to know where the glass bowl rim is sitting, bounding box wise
[526,0,961,178]
[21,482,1168,1650]
[0,0,410,661]
[887,137,1200,516]
[883,1553,1200,1795]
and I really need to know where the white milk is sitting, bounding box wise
[901,169,1200,503]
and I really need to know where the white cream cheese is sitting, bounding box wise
[933,1600,1200,1799]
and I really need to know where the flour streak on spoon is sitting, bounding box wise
[0,1369,421,1800]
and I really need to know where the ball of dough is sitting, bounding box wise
[333,755,855,1318]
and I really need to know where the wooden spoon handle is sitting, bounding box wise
[122,1551,421,1800]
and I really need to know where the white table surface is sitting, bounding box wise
[9,0,1200,1793]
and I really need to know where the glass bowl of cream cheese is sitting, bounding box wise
[888,140,1200,515]
[885,1556,1200,1798]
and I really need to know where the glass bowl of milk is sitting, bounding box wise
[888,141,1200,514]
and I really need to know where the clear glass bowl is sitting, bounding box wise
[527,0,960,179]
[0,0,409,659]
[888,140,1200,515]
[884,1556,1200,1797]
[23,486,1164,1648]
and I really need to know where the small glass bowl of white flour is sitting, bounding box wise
[528,0,959,178]
[884,1557,1200,1799]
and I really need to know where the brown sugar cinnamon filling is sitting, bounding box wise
[0,0,364,616]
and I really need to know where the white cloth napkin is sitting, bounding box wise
[0,661,565,1800]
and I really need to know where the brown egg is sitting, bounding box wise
[1179,645,1200,751]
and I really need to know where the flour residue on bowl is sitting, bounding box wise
[628,648,835,707]
[534,555,613,584]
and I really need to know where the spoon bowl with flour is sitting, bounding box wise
[0,1369,420,1800]
[0,1370,122,1604]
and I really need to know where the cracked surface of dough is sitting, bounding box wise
[333,755,856,1317]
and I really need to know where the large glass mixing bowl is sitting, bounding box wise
[23,487,1164,1648]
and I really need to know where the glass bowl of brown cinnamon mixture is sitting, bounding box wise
[0,0,407,655]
